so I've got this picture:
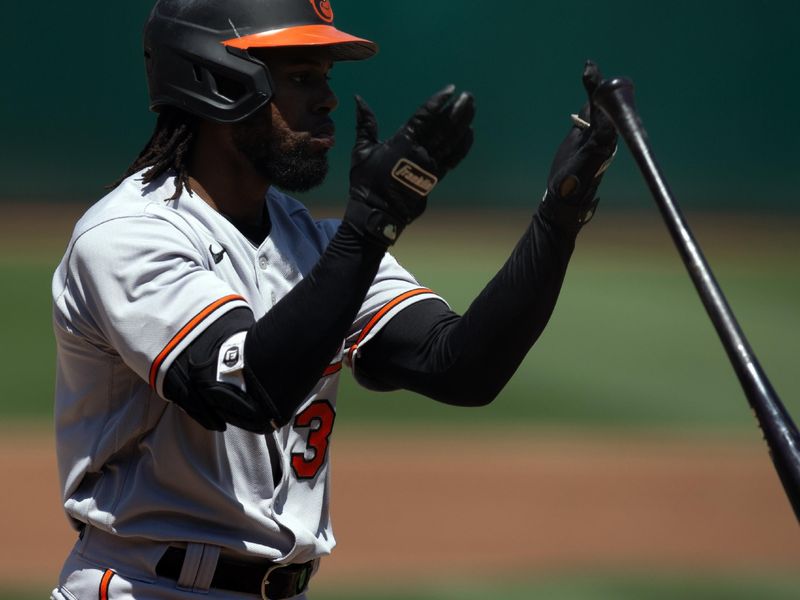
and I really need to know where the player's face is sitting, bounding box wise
[231,48,338,192]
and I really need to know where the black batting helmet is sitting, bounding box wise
[144,0,377,123]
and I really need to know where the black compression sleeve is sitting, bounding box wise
[244,221,385,424]
[163,223,384,430]
[353,208,578,406]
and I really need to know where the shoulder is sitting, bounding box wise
[70,171,181,238]
[68,171,206,249]
[55,173,205,285]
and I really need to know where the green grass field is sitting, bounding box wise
[1,209,798,430]
[2,208,799,598]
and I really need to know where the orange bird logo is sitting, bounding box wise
[310,0,334,22]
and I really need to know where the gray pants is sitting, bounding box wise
[51,528,310,600]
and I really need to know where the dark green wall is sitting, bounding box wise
[2,1,798,211]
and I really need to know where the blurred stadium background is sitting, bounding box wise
[1,1,798,598]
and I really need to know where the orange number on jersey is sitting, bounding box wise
[291,400,336,480]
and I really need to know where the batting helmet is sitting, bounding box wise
[144,0,377,123]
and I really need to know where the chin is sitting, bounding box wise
[268,155,329,193]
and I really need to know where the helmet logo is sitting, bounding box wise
[309,0,334,23]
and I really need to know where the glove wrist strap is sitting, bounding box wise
[538,189,599,232]
[344,200,405,247]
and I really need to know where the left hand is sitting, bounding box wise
[541,60,617,228]
[345,86,475,246]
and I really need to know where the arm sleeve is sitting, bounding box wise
[241,222,388,424]
[351,207,579,406]
[163,219,445,432]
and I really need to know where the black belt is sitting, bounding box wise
[156,546,315,599]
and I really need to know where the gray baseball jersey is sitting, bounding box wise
[52,171,442,566]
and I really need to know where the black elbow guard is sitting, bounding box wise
[195,379,279,433]
[163,308,281,433]
[164,350,282,434]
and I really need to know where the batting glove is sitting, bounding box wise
[540,61,618,229]
[345,86,475,246]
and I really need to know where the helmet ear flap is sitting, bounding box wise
[193,61,252,105]
[145,18,274,123]
[217,46,275,106]
[209,71,247,105]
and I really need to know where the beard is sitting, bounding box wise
[231,108,329,193]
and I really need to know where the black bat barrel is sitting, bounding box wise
[593,77,800,523]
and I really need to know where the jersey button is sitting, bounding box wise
[258,256,268,270]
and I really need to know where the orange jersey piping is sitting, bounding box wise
[322,362,343,377]
[348,288,433,360]
[149,294,245,388]
[99,569,115,600]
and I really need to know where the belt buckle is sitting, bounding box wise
[260,564,281,600]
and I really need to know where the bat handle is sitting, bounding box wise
[593,78,663,208]
[592,77,640,144]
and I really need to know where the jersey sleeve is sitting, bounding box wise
[54,213,251,397]
[344,253,446,367]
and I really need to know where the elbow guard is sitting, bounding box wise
[163,308,281,433]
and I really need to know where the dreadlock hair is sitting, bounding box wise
[111,107,197,200]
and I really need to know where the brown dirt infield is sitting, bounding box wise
[2,427,798,590]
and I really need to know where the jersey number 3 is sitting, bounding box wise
[291,400,336,480]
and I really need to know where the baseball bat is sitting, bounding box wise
[593,77,800,523]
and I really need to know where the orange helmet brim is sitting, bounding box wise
[223,24,377,61]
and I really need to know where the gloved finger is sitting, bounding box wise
[417,92,475,158]
[581,61,617,145]
[587,102,617,147]
[576,100,591,125]
[582,60,602,99]
[582,60,602,125]
[421,83,457,116]
[436,127,474,173]
[446,91,476,133]
[590,116,617,147]
[353,95,379,151]
[573,140,617,182]
[405,84,457,139]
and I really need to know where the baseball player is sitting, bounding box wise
[51,1,616,598]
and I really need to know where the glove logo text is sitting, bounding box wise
[391,159,438,197]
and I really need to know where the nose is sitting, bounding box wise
[314,81,338,115]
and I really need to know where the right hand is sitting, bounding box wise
[345,86,475,246]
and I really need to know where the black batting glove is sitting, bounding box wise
[344,85,475,246]
[540,61,618,230]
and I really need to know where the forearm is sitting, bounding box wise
[244,221,385,410]
[358,60,616,405]
[355,204,580,405]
